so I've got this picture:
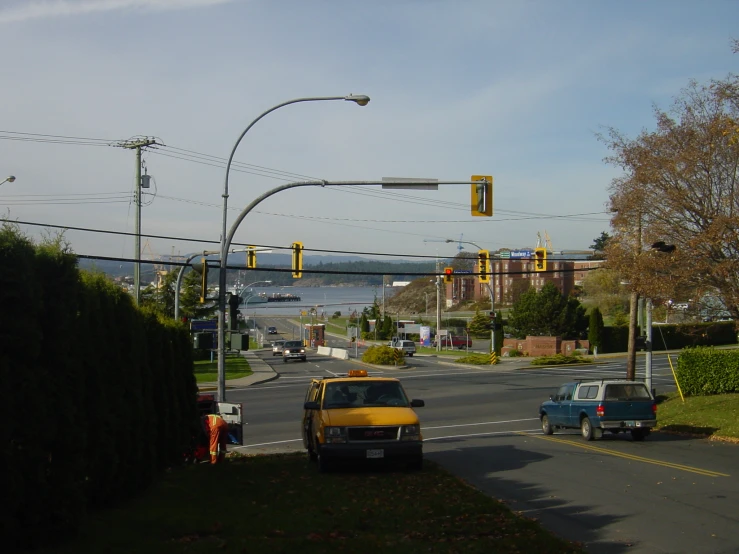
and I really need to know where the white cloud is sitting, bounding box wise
[0,0,234,24]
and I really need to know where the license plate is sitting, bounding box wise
[625,421,635,427]
[366,449,384,459]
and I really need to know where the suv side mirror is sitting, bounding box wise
[410,399,425,408]
[303,401,320,410]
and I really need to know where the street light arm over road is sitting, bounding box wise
[216,179,480,400]
[217,95,371,402]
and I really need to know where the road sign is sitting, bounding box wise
[454,269,472,274]
[191,319,217,332]
[498,250,511,259]
[510,250,533,259]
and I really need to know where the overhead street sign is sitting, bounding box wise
[510,250,534,259]
[381,177,439,190]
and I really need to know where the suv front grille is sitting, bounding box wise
[348,426,399,442]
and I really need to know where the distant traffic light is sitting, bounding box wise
[477,250,490,283]
[246,246,257,269]
[470,175,493,217]
[292,242,303,279]
[534,247,547,272]
[228,293,240,331]
[443,267,454,284]
[192,257,209,303]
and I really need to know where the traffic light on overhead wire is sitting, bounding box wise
[477,250,490,283]
[470,175,493,217]
[292,242,303,279]
[443,267,454,284]
[534,248,547,272]
[246,246,257,269]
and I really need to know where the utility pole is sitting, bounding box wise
[436,259,442,352]
[120,138,158,306]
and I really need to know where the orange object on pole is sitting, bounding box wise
[202,414,228,464]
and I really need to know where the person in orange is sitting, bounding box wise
[202,414,229,464]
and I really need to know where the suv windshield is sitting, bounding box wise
[283,341,302,349]
[322,380,409,409]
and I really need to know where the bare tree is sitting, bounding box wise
[600,72,739,322]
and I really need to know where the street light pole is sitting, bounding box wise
[217,94,370,400]
[446,238,497,354]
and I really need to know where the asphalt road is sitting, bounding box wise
[231,319,739,554]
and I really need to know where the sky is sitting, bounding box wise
[1,0,737,268]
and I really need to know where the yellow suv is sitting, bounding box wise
[302,370,425,472]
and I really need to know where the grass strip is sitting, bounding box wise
[656,392,739,440]
[193,355,252,383]
[38,453,583,554]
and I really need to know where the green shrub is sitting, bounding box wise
[506,349,524,357]
[676,346,739,395]
[362,345,404,365]
[332,311,341,319]
[454,353,491,365]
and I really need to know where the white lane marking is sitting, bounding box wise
[424,418,539,430]
[423,428,541,441]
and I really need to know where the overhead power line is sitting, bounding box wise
[2,218,603,262]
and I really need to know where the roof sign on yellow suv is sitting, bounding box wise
[347,369,367,377]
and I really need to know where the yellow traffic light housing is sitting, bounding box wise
[534,247,547,272]
[470,175,493,217]
[292,242,303,278]
[246,246,257,269]
[443,267,454,284]
[192,257,209,303]
[477,250,490,283]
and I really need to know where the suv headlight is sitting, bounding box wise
[400,425,421,441]
[325,426,347,444]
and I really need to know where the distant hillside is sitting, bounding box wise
[77,255,445,287]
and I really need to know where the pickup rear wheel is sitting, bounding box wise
[541,415,554,435]
[580,416,594,441]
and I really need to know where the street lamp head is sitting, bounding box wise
[7,175,16,183]
[344,94,370,106]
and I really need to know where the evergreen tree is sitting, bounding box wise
[507,282,585,339]
[361,313,370,334]
[381,315,394,340]
[588,306,605,353]
[467,307,490,338]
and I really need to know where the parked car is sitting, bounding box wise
[271,340,286,356]
[432,335,472,349]
[267,326,278,334]
[302,369,425,471]
[539,379,657,441]
[283,340,307,362]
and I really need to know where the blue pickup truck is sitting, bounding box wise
[539,380,657,441]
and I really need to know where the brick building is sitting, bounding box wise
[443,256,604,308]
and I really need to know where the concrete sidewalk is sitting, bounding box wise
[197,350,278,392]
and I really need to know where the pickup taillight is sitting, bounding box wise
[596,404,605,417]
[652,403,657,414]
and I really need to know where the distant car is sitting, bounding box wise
[272,340,286,356]
[432,335,472,349]
[267,326,278,335]
[283,340,307,362]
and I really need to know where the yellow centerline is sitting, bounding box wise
[519,432,729,478]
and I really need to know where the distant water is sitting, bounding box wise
[239,286,400,316]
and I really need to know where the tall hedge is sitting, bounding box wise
[676,347,739,395]
[600,321,737,354]
[0,226,198,549]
